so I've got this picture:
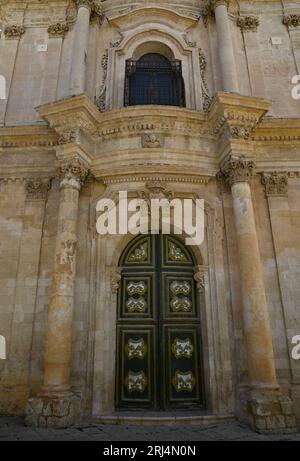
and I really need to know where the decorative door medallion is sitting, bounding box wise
[116,234,204,409]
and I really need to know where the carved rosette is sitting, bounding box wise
[48,23,69,38]
[193,266,208,292]
[283,15,300,29]
[261,172,288,197]
[237,16,260,32]
[4,25,25,39]
[220,156,255,186]
[58,158,89,189]
[26,179,52,200]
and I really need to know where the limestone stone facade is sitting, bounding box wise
[0,0,299,433]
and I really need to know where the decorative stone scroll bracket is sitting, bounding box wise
[261,172,288,197]
[111,268,122,294]
[194,265,209,292]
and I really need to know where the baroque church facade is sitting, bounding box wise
[0,0,300,433]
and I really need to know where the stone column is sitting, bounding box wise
[25,158,88,428]
[69,0,93,95]
[220,156,296,433]
[211,0,239,93]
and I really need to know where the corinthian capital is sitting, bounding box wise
[75,0,103,18]
[261,172,288,197]
[220,156,255,186]
[75,0,94,10]
[210,0,229,9]
[58,158,89,188]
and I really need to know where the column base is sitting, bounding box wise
[25,391,81,428]
[239,389,297,434]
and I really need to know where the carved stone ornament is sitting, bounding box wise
[261,172,288,197]
[26,179,52,200]
[110,32,124,48]
[199,49,211,112]
[75,0,95,10]
[76,0,104,22]
[229,125,252,140]
[183,33,197,48]
[283,15,300,29]
[237,16,260,32]
[48,23,69,38]
[220,156,255,186]
[194,265,208,292]
[4,25,25,39]
[58,130,78,145]
[139,181,173,205]
[95,49,108,112]
[58,158,89,185]
[202,0,229,26]
[111,269,122,294]
[142,133,163,148]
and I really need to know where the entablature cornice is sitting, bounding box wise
[0,125,59,148]
[252,118,300,143]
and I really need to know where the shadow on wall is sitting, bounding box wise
[0,335,6,359]
[0,75,6,100]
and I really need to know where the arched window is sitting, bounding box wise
[124,53,185,107]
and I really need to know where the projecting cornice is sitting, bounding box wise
[208,92,271,141]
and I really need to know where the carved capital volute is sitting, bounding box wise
[58,158,89,189]
[194,265,209,292]
[261,172,288,197]
[220,156,255,186]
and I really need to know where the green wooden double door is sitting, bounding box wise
[116,234,204,410]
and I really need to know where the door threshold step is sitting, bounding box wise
[92,413,235,426]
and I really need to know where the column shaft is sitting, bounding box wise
[70,5,91,95]
[231,181,278,389]
[43,181,80,391]
[214,3,239,93]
